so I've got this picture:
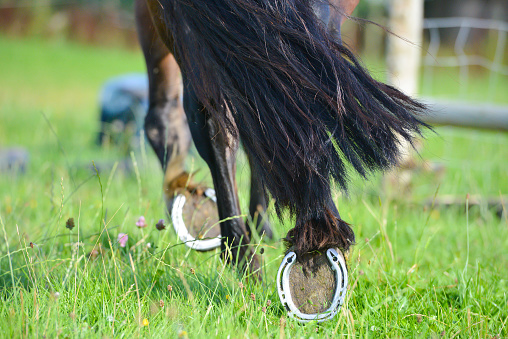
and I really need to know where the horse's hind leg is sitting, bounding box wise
[288,0,359,254]
[277,0,358,321]
[182,79,258,272]
[136,0,192,197]
[136,0,222,248]
[248,154,273,239]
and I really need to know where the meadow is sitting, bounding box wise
[0,34,507,338]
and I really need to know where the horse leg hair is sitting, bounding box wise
[285,191,355,256]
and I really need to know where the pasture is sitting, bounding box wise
[1,34,507,338]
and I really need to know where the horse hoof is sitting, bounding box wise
[276,248,348,323]
[170,188,221,251]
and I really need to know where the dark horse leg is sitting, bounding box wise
[282,0,359,256]
[136,0,262,269]
[182,81,257,268]
[248,153,272,239]
[135,0,192,199]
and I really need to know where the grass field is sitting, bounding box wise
[1,34,507,338]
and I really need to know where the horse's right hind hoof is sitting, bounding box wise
[170,188,222,251]
[277,248,348,323]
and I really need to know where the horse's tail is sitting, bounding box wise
[161,0,429,249]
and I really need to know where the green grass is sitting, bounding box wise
[1,34,507,338]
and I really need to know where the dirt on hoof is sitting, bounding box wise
[288,250,337,314]
[173,190,221,240]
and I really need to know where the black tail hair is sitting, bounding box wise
[160,0,428,242]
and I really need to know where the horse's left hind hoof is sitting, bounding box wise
[277,248,348,323]
[170,188,222,251]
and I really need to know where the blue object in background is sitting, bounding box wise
[0,147,29,173]
[98,73,149,147]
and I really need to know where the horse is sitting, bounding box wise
[134,0,427,320]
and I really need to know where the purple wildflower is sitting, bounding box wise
[118,233,128,247]
[136,216,147,228]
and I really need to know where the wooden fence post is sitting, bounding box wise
[385,0,424,189]
[386,0,424,97]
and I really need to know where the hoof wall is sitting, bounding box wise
[170,188,221,251]
[277,248,348,323]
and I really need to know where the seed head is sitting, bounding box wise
[156,219,166,231]
[65,218,75,231]
[250,293,255,301]
[261,306,266,313]
[167,285,173,292]
[159,300,164,308]
[238,282,244,289]
[266,300,272,307]
[190,268,195,275]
